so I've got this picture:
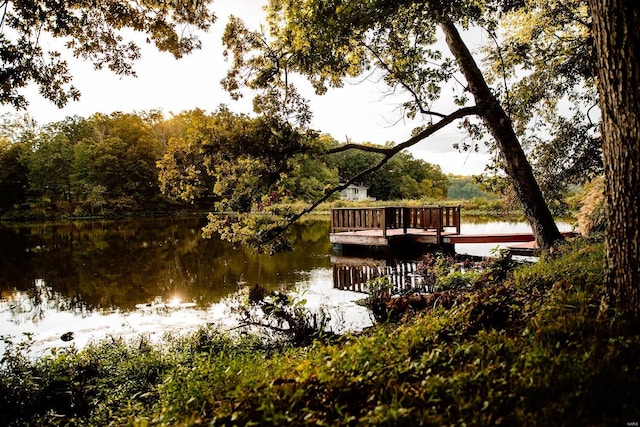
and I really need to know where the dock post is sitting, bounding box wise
[331,209,335,233]
[382,208,387,238]
[437,205,442,244]
[403,207,409,234]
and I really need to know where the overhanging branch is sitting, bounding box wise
[263,105,481,240]
[363,43,448,119]
[326,105,479,156]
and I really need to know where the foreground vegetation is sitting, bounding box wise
[1,235,637,426]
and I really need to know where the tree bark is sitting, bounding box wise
[589,0,640,323]
[440,21,563,249]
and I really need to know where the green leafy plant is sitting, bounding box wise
[233,284,337,346]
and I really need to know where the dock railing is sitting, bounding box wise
[331,207,389,236]
[330,206,461,239]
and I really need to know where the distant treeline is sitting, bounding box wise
[0,110,492,219]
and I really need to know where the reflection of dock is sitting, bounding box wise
[332,256,430,294]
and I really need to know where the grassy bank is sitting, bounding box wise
[2,236,637,426]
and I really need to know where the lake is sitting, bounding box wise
[0,216,573,357]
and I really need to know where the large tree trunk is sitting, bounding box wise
[589,0,640,323]
[440,21,563,249]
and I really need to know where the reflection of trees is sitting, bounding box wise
[2,279,91,326]
[0,226,38,290]
[0,218,333,315]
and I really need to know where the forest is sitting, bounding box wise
[0,110,452,219]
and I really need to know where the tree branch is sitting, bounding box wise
[363,43,448,119]
[263,105,481,241]
[483,26,512,118]
[327,143,392,155]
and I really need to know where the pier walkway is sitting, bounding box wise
[330,206,571,254]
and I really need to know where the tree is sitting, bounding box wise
[73,112,165,211]
[0,138,29,212]
[327,147,448,200]
[440,18,562,248]
[157,108,321,251]
[27,122,79,209]
[588,0,640,324]
[483,0,602,214]
[0,114,40,212]
[221,0,563,249]
[158,108,318,211]
[0,0,216,109]
[327,145,385,186]
[157,110,220,206]
[280,154,339,202]
[448,175,497,200]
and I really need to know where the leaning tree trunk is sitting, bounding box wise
[589,0,640,324]
[440,21,563,249]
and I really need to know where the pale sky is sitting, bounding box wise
[1,0,492,175]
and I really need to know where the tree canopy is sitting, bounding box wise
[0,110,451,223]
[327,147,449,200]
[482,0,602,213]
[0,0,216,109]
[221,0,564,248]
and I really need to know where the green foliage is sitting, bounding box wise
[361,276,396,323]
[203,212,295,254]
[281,154,340,202]
[482,0,602,210]
[233,283,337,346]
[156,109,219,206]
[0,138,29,212]
[1,0,216,109]
[158,108,320,214]
[447,175,497,200]
[327,146,449,200]
[0,112,175,217]
[71,112,166,213]
[28,117,90,209]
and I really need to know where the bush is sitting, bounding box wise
[575,176,606,235]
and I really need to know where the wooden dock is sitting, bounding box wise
[330,206,460,246]
[330,206,573,254]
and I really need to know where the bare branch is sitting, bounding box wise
[483,26,512,118]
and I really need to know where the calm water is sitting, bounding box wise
[0,216,573,357]
[0,217,373,357]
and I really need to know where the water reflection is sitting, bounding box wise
[332,257,428,294]
[0,216,572,356]
[1,217,358,355]
[0,217,333,314]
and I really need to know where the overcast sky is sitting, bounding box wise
[0,0,492,175]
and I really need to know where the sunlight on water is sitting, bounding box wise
[1,272,371,359]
